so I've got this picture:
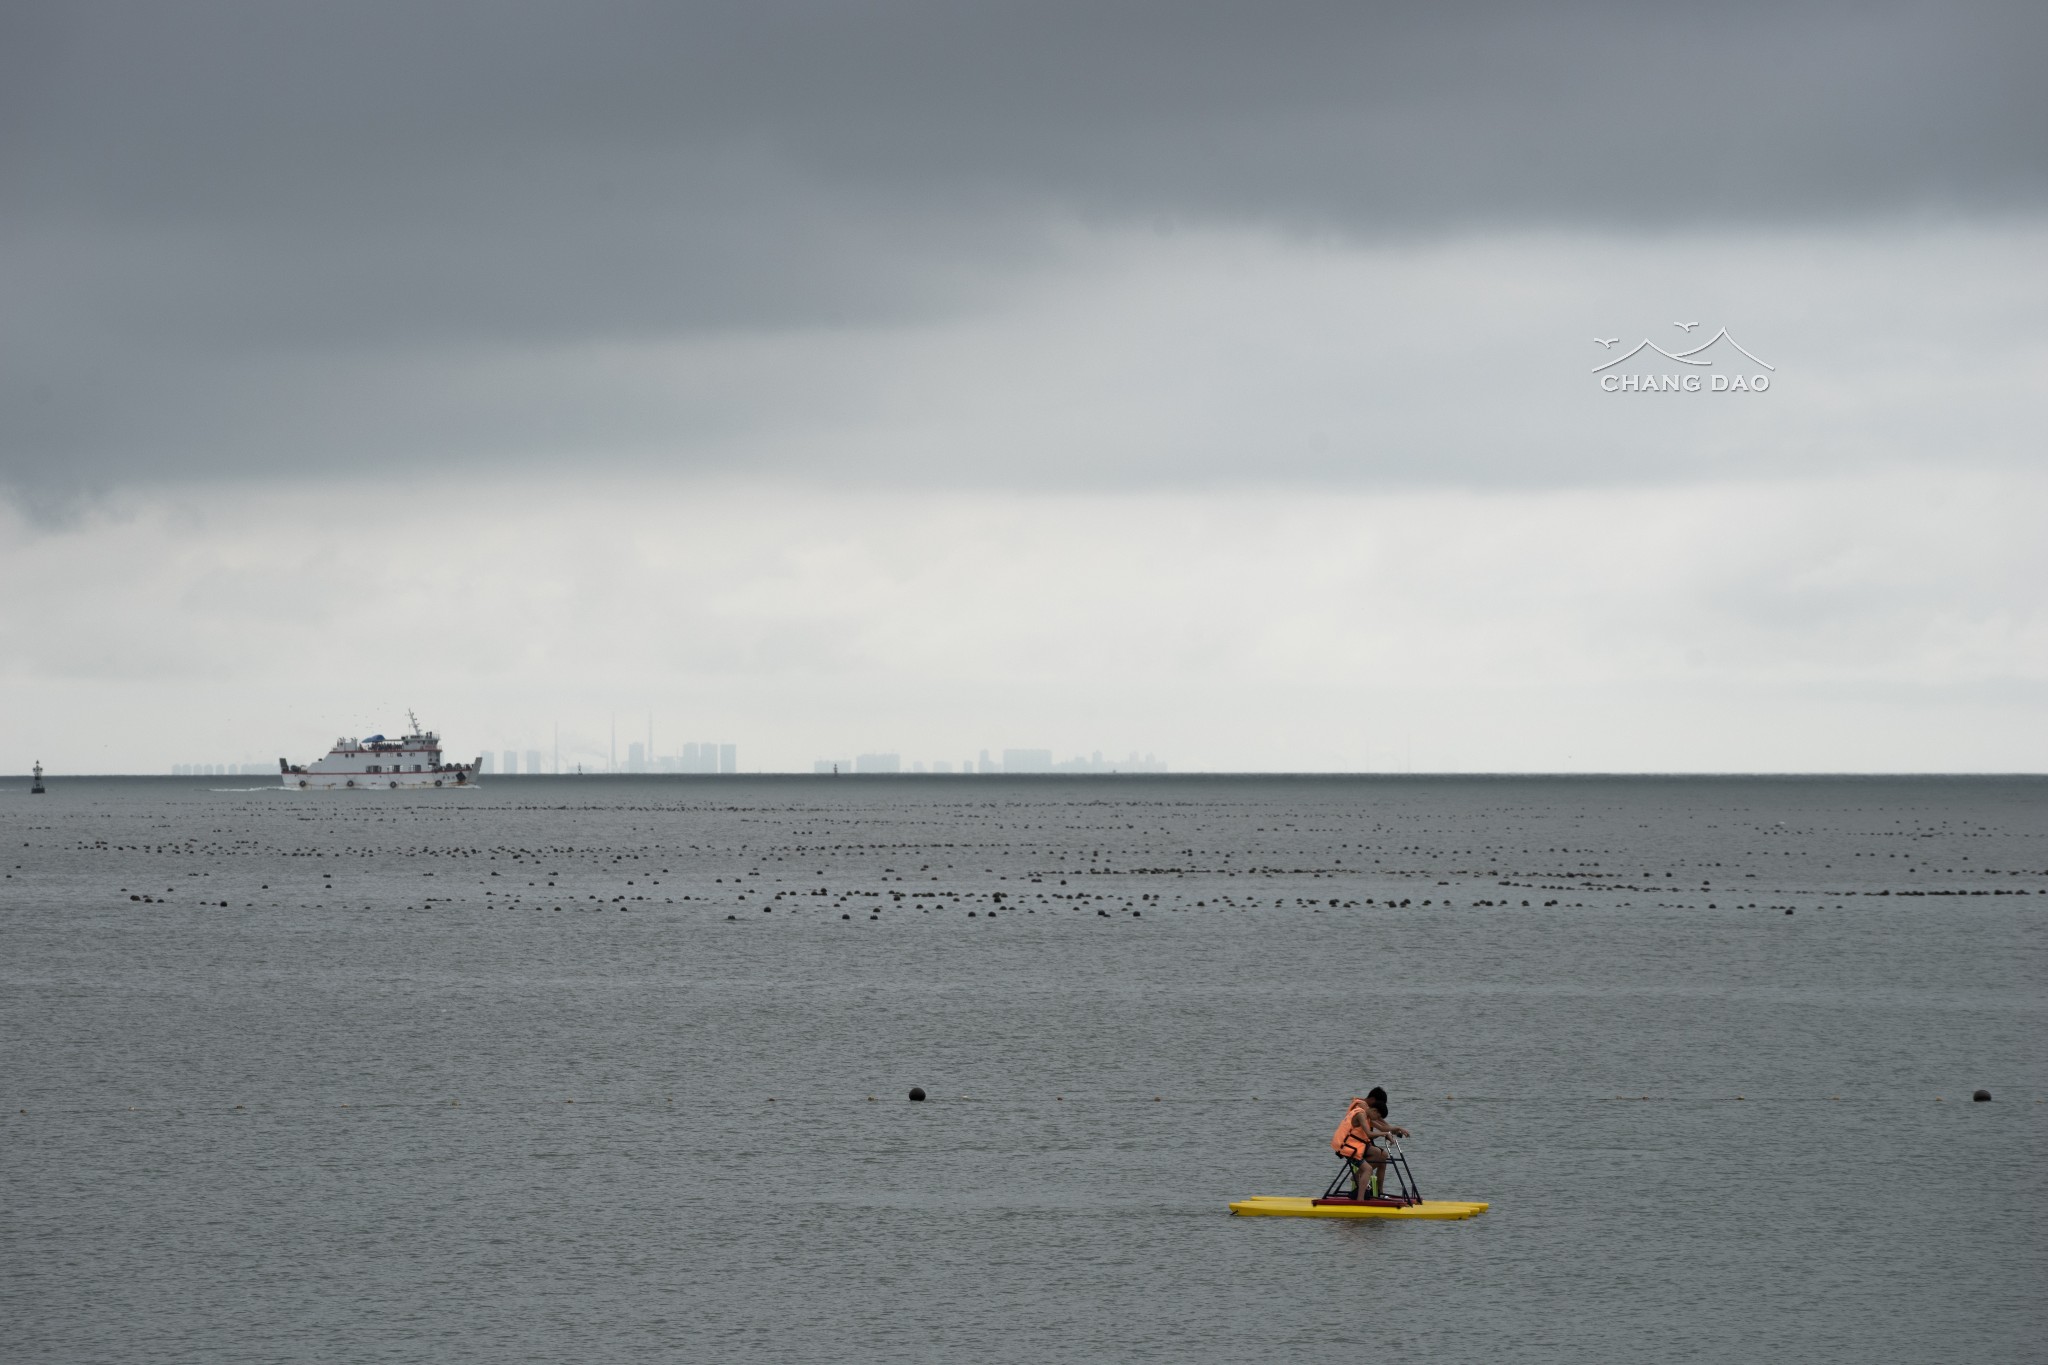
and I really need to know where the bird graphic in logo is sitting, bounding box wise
[1674,321,1700,332]
[1591,326,1774,373]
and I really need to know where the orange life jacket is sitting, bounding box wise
[1331,1103,1372,1160]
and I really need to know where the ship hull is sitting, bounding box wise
[284,771,475,790]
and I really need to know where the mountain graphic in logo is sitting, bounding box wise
[1593,327,1774,374]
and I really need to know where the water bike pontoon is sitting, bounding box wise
[1230,1133,1489,1221]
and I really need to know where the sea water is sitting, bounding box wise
[4,775,2043,1362]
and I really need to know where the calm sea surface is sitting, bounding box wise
[4,775,2043,1363]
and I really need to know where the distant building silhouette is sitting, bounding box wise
[1058,750,1167,773]
[676,741,730,774]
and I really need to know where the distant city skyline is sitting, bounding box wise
[476,736,736,776]
[156,738,1185,779]
[810,748,1167,775]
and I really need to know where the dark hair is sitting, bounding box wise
[1367,1086,1388,1116]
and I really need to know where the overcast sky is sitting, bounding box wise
[4,2,2044,772]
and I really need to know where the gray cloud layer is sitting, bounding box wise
[5,2,2044,501]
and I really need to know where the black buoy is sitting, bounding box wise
[1973,1089,1991,1102]
[908,1087,926,1102]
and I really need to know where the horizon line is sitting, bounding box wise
[9,770,2046,781]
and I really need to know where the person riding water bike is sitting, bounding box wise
[1331,1087,1410,1198]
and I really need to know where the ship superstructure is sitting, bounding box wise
[281,713,479,789]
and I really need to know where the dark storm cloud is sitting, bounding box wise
[3,0,2044,500]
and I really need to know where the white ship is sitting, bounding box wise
[280,712,480,790]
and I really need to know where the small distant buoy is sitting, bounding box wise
[867,1096,875,1101]
[908,1087,926,1101]
[1785,908,1793,914]
[1153,1096,1161,1102]
[1973,1089,1992,1102]
[726,914,736,920]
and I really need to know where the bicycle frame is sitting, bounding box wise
[1316,1133,1425,1207]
